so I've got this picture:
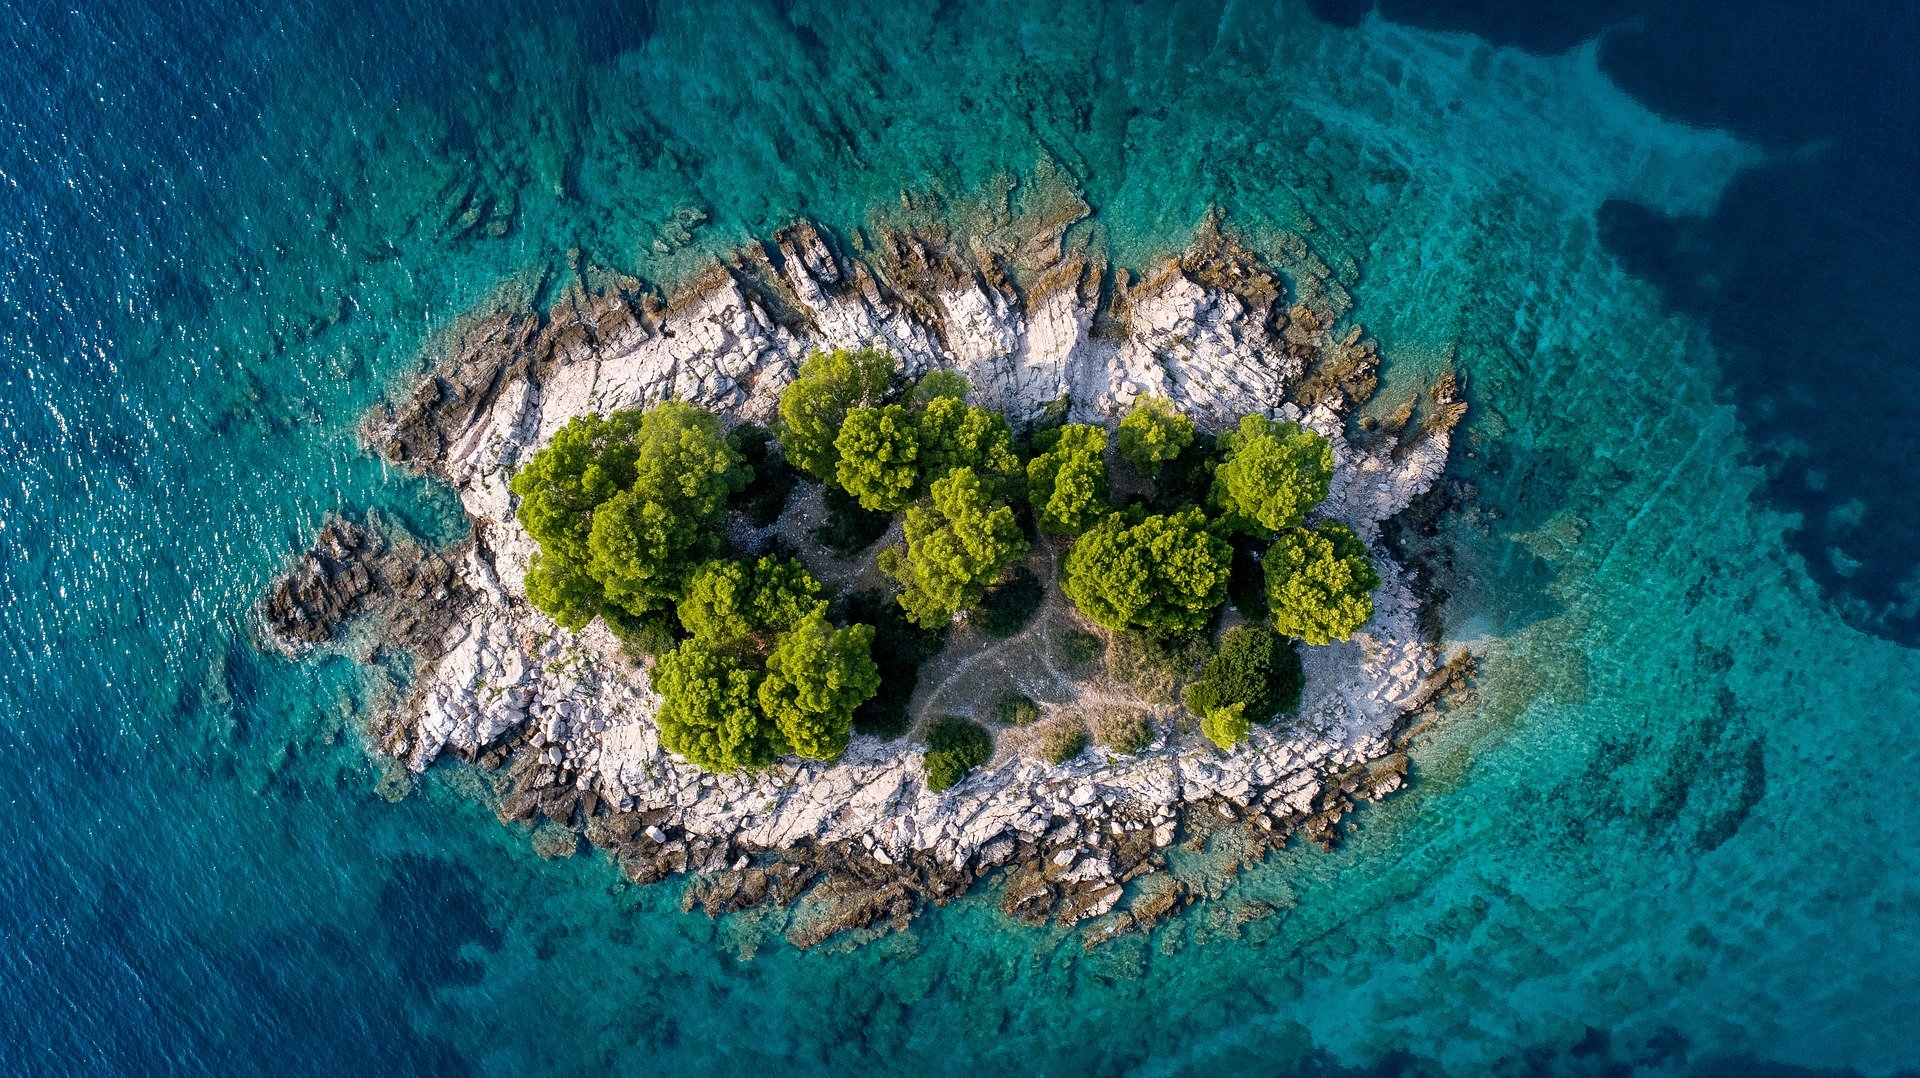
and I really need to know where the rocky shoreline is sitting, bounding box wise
[266,210,1467,947]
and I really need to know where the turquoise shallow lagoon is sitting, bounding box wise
[5,1,1920,1074]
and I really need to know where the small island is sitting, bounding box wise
[267,213,1466,946]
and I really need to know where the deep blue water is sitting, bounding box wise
[4,1,1920,1074]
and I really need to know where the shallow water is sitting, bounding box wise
[5,1,1919,1074]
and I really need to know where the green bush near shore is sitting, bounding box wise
[924,717,993,792]
[1091,708,1154,755]
[1265,521,1381,645]
[1032,717,1089,765]
[993,693,1041,727]
[1182,625,1303,725]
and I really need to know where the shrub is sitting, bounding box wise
[924,717,993,792]
[877,467,1028,628]
[1211,414,1333,536]
[1181,625,1303,724]
[1117,396,1195,476]
[1026,423,1109,534]
[993,693,1041,727]
[976,564,1044,638]
[1200,702,1251,752]
[777,347,896,480]
[1061,507,1232,634]
[1266,522,1381,645]
[834,403,921,512]
[1091,707,1154,755]
[1032,717,1089,765]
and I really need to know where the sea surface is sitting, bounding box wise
[4,1,1919,1074]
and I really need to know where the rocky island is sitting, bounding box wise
[266,204,1466,948]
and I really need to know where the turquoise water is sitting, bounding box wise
[6,1,1920,1073]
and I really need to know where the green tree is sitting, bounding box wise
[1061,507,1232,634]
[1117,396,1194,476]
[1181,625,1304,723]
[1266,522,1380,644]
[757,612,880,761]
[1200,702,1251,752]
[777,348,896,480]
[834,403,921,512]
[923,717,993,792]
[523,553,606,631]
[878,467,1029,628]
[915,394,1020,491]
[1025,423,1109,534]
[834,588,945,739]
[586,402,748,618]
[907,368,971,408]
[677,557,824,649]
[653,637,784,773]
[509,410,646,627]
[1211,414,1333,535]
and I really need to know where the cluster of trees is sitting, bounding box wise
[782,349,1032,630]
[509,403,880,774]
[508,346,1385,780]
[647,556,881,772]
[510,403,750,634]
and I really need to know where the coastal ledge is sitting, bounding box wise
[266,211,1470,947]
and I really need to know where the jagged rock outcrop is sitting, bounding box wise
[261,513,464,655]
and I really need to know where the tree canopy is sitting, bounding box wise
[757,612,880,761]
[676,556,823,649]
[1265,521,1380,644]
[653,637,783,773]
[509,410,646,628]
[915,394,1020,492]
[907,368,972,408]
[510,410,645,566]
[1211,414,1333,535]
[878,467,1029,628]
[834,403,921,512]
[776,347,896,480]
[1061,507,1232,634]
[585,401,749,618]
[1117,396,1195,476]
[1026,423,1109,535]
[655,559,873,772]
[510,404,746,628]
[514,362,1390,777]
